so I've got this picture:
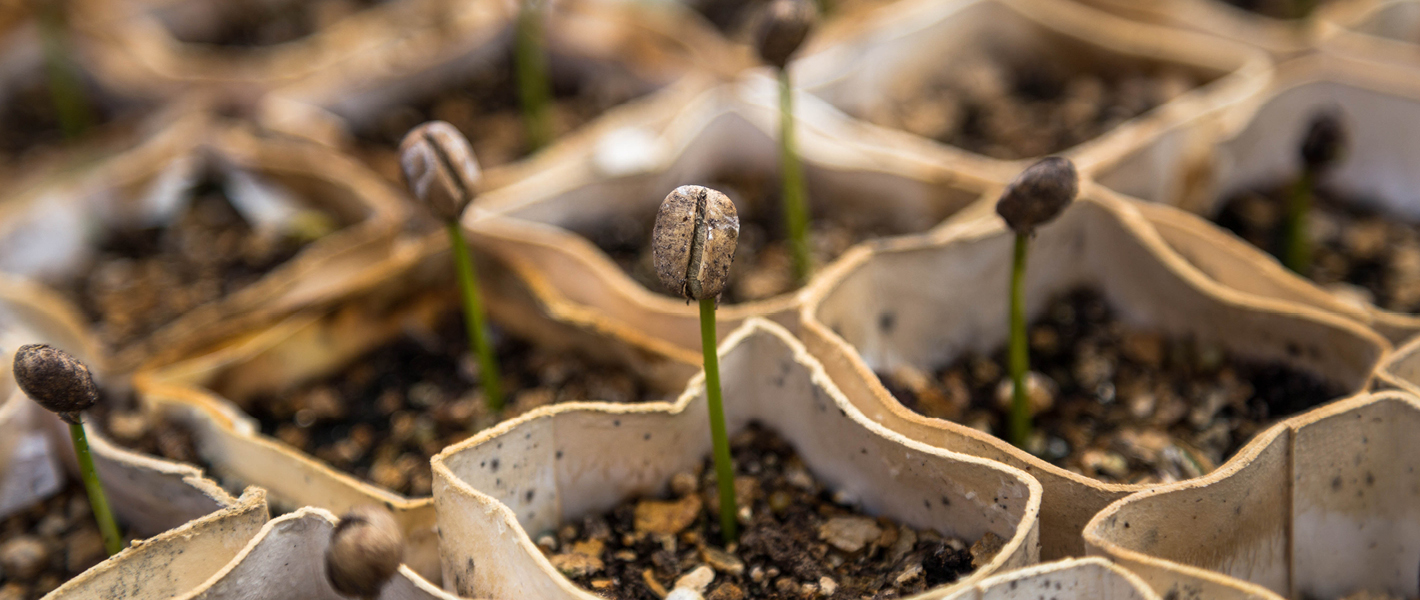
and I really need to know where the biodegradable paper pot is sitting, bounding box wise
[259,0,735,191]
[431,318,1042,599]
[1376,332,1420,396]
[1319,0,1420,68]
[1071,0,1374,57]
[468,80,994,367]
[790,0,1270,186]
[1097,54,1420,342]
[796,185,1388,560]
[941,557,1160,600]
[1084,391,1420,600]
[0,118,405,372]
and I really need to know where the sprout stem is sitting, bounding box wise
[779,69,811,286]
[71,421,121,555]
[38,0,91,139]
[699,297,737,544]
[1283,169,1312,275]
[515,0,553,152]
[447,220,504,413]
[1008,231,1031,449]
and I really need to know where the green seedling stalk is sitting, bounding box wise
[71,420,121,555]
[1283,168,1313,274]
[779,68,811,286]
[37,0,91,139]
[447,221,505,413]
[699,297,737,544]
[1008,231,1031,449]
[515,0,553,152]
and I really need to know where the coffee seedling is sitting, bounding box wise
[37,0,92,139]
[326,505,404,600]
[1284,108,1346,274]
[12,344,121,555]
[400,121,505,412]
[755,0,818,286]
[995,157,1078,449]
[652,185,741,542]
[516,0,553,151]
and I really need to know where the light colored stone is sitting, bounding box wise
[635,495,703,535]
[993,371,1056,415]
[700,546,744,576]
[969,531,1005,569]
[818,516,883,553]
[670,472,699,497]
[674,565,715,592]
[0,536,47,581]
[818,576,837,596]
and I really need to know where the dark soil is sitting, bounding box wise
[542,423,1000,600]
[879,287,1343,485]
[168,0,385,47]
[59,174,339,351]
[0,485,119,600]
[1308,592,1419,600]
[1219,0,1332,19]
[1215,183,1420,313]
[0,75,119,168]
[89,388,205,472]
[354,51,652,181]
[863,53,1198,160]
[584,171,898,304]
[239,308,664,497]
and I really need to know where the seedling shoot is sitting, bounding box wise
[755,0,818,286]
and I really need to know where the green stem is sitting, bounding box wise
[1008,232,1032,449]
[38,0,91,139]
[779,69,811,286]
[699,297,737,544]
[71,421,121,556]
[1283,169,1313,275]
[515,0,553,152]
[447,221,504,414]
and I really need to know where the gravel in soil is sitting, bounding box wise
[168,0,384,47]
[90,388,206,473]
[861,53,1198,160]
[59,173,339,351]
[0,485,119,600]
[0,76,119,168]
[585,171,900,304]
[239,308,664,497]
[879,287,1343,485]
[354,52,651,181]
[542,423,1000,600]
[1215,183,1420,313]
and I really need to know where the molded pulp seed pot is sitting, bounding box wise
[467,81,992,365]
[431,318,1042,599]
[43,489,270,599]
[1319,0,1420,69]
[1070,0,1375,57]
[1084,391,1420,600]
[0,119,405,372]
[790,0,1270,186]
[1097,54,1420,343]
[131,229,699,582]
[941,557,1161,600]
[1375,333,1420,396]
[260,0,735,191]
[796,184,1388,560]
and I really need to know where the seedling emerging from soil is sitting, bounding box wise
[1284,108,1346,274]
[516,0,553,151]
[755,0,818,286]
[326,505,404,600]
[12,344,121,556]
[653,185,741,542]
[995,157,1078,449]
[37,0,92,138]
[400,121,505,412]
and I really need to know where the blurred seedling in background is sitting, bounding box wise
[754,0,818,286]
[13,344,122,556]
[36,0,93,139]
[399,121,505,413]
[652,185,741,543]
[516,0,553,151]
[994,157,1079,450]
[326,505,404,600]
[1283,108,1346,275]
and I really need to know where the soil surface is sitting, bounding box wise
[585,172,899,304]
[862,53,1198,160]
[240,308,664,497]
[169,0,384,47]
[1219,0,1332,19]
[355,52,652,181]
[1321,592,1419,600]
[90,388,205,472]
[542,423,1001,600]
[880,287,1342,485]
[1215,183,1420,313]
[0,485,117,600]
[60,175,337,351]
[0,76,117,168]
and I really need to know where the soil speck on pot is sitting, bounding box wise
[543,423,990,599]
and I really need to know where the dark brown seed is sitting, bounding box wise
[652,186,739,301]
[754,0,818,70]
[995,157,1079,235]
[326,505,404,599]
[12,344,98,425]
[1300,108,1346,173]
[398,121,482,222]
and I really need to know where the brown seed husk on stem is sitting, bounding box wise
[326,505,404,599]
[652,185,740,301]
[13,343,98,424]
